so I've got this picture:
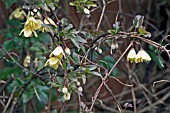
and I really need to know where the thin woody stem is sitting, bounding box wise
[89,42,133,111]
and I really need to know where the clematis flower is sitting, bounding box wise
[44,46,65,69]
[44,57,62,70]
[127,48,137,63]
[64,92,71,101]
[49,46,65,59]
[19,16,42,37]
[9,8,26,20]
[136,49,151,63]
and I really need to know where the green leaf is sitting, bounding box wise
[91,71,102,77]
[70,37,80,48]
[148,51,164,69]
[108,21,120,35]
[22,92,33,103]
[2,40,13,51]
[86,65,97,70]
[0,67,21,80]
[72,52,80,64]
[75,36,87,43]
[133,15,144,28]
[138,27,151,37]
[4,0,17,9]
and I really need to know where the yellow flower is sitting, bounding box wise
[19,16,42,37]
[44,57,62,69]
[40,17,57,32]
[127,48,137,63]
[9,8,26,20]
[64,92,71,101]
[49,46,65,59]
[136,49,151,63]
[44,46,65,70]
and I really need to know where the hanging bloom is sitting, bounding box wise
[127,48,137,63]
[62,86,68,93]
[136,49,151,63]
[64,92,71,101]
[110,42,118,54]
[49,46,65,59]
[19,16,42,37]
[44,46,65,70]
[9,8,26,20]
[44,57,62,69]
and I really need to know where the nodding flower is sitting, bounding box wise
[127,48,137,63]
[9,8,26,20]
[136,49,151,63]
[19,16,42,37]
[44,46,64,70]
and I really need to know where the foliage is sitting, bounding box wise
[0,0,170,113]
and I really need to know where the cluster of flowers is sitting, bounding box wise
[62,81,83,101]
[62,86,71,101]
[9,7,57,37]
[127,48,151,63]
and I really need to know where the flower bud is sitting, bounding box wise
[62,86,68,93]
[76,81,80,86]
[83,8,90,15]
[98,47,102,54]
[65,47,71,55]
[78,87,83,92]
[23,55,31,67]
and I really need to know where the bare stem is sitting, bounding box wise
[89,42,133,111]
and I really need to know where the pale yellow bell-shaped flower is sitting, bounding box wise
[64,92,71,101]
[127,48,137,63]
[19,16,42,37]
[9,8,26,20]
[49,46,65,59]
[136,49,151,63]
[44,57,62,69]
[44,46,65,70]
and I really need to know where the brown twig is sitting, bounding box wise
[89,42,133,111]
